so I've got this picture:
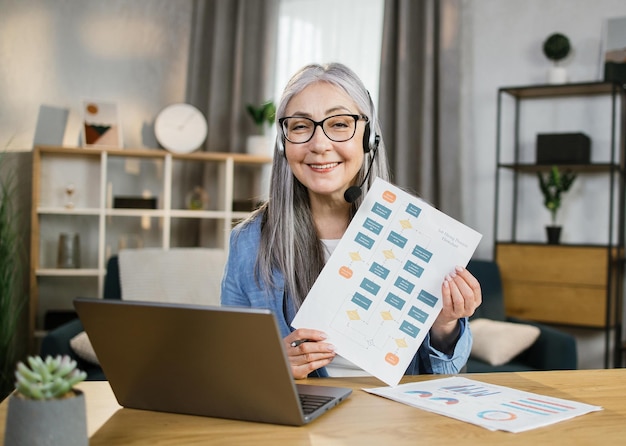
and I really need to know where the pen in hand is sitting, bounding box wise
[290,339,312,348]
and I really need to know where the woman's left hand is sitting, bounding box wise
[430,265,482,353]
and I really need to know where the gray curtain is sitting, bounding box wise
[378,0,462,218]
[187,0,278,153]
[178,0,278,246]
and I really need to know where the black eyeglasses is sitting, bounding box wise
[278,114,368,144]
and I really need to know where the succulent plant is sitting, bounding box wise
[14,355,87,400]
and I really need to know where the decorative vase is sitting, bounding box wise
[548,65,567,84]
[546,226,562,244]
[246,135,272,157]
[4,390,88,446]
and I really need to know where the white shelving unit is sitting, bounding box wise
[29,145,272,350]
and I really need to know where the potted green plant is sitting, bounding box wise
[245,100,275,156]
[0,150,26,401]
[542,32,571,84]
[4,355,88,446]
[537,165,577,244]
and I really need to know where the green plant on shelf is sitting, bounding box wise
[246,100,276,132]
[537,165,577,226]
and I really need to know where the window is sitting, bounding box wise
[273,0,385,108]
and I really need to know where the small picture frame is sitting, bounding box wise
[600,16,626,82]
[81,100,123,148]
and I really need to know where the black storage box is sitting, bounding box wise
[536,132,591,165]
[604,62,626,84]
[113,196,158,209]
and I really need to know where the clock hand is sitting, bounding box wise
[178,112,197,130]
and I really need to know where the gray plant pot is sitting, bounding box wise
[4,390,88,446]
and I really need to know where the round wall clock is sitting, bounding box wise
[154,103,208,153]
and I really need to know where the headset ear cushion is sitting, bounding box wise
[363,123,372,153]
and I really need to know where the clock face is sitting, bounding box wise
[154,103,208,153]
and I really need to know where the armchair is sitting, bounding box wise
[465,259,577,372]
[41,248,227,380]
[40,255,121,380]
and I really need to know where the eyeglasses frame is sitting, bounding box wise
[278,114,369,144]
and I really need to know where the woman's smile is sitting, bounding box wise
[308,161,340,172]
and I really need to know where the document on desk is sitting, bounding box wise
[364,377,603,433]
[292,177,482,386]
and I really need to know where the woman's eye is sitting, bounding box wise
[291,122,310,132]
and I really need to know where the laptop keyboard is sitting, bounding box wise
[299,394,334,415]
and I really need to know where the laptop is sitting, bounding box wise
[73,298,352,426]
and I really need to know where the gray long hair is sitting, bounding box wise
[251,63,390,308]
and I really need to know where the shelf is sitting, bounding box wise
[36,268,101,277]
[29,145,272,353]
[499,81,624,99]
[38,207,101,215]
[494,82,625,368]
[497,163,620,173]
[169,210,227,218]
[105,209,165,217]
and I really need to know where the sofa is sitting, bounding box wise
[465,259,578,372]
[40,256,121,380]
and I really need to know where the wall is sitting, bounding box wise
[461,0,626,259]
[0,0,193,151]
[461,0,626,368]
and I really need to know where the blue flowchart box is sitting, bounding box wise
[363,217,383,235]
[406,203,422,218]
[408,306,429,323]
[360,277,381,296]
[417,290,438,308]
[372,202,391,219]
[403,260,424,278]
[400,320,420,338]
[388,231,408,249]
[352,292,372,310]
[394,276,415,294]
[385,293,406,310]
[412,245,433,262]
[355,232,375,249]
[370,262,390,279]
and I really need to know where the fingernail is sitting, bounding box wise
[455,265,464,273]
[450,270,457,278]
[443,279,449,288]
[328,344,335,352]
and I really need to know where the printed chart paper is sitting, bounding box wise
[364,377,603,433]
[292,178,482,386]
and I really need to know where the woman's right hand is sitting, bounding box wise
[284,328,336,379]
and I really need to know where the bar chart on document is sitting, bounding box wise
[292,178,482,386]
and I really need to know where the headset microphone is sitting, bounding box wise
[344,136,379,203]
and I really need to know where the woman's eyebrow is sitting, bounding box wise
[287,106,354,117]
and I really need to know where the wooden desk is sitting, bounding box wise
[1,369,625,445]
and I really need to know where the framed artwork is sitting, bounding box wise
[600,16,626,82]
[82,100,123,147]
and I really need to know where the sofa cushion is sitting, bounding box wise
[69,331,100,366]
[469,318,541,366]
